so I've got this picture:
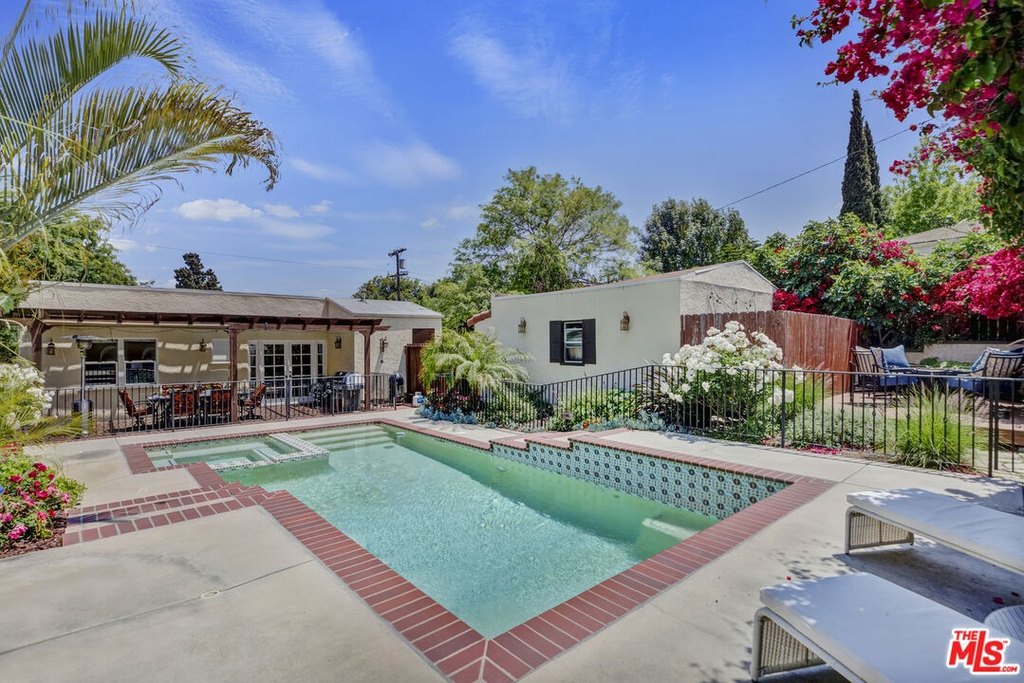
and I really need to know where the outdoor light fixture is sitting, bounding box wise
[334,335,343,349]
[620,312,631,331]
[518,317,527,334]
[72,334,97,352]
[379,337,389,353]
[199,338,207,352]
[46,340,56,356]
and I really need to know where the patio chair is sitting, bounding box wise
[945,349,1024,401]
[851,348,917,398]
[117,389,153,429]
[169,387,199,424]
[845,488,1024,574]
[751,573,1024,681]
[205,387,234,423]
[239,383,266,420]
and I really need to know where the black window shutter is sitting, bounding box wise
[549,321,563,363]
[582,319,596,365]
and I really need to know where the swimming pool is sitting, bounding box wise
[149,425,777,637]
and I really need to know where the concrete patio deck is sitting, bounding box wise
[3,408,1021,682]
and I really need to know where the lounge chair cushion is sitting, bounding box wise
[847,488,1024,572]
[761,573,1023,682]
[881,344,910,369]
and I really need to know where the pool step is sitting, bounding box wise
[324,436,395,452]
[301,427,390,445]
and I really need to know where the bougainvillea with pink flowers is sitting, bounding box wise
[795,1,1024,238]
[1,455,84,549]
[933,247,1024,320]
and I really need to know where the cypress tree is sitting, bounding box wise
[863,121,887,225]
[840,90,878,225]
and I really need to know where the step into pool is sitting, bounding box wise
[150,426,729,637]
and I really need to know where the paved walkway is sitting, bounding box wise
[3,410,1022,682]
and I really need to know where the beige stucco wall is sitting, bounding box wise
[21,316,440,388]
[482,264,775,385]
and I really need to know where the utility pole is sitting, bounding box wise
[388,247,408,300]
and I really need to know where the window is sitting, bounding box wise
[211,338,230,363]
[123,341,156,385]
[83,341,118,386]
[563,321,584,364]
[549,319,596,366]
[82,340,158,386]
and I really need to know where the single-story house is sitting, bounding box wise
[10,281,441,400]
[471,261,776,384]
[901,220,983,256]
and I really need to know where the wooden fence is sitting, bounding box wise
[680,310,859,374]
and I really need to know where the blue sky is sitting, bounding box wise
[23,1,922,296]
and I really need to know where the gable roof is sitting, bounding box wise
[901,220,983,255]
[13,281,440,325]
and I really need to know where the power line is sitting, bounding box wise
[387,247,408,301]
[715,119,934,211]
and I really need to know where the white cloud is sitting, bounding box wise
[450,28,572,120]
[305,200,333,215]
[291,158,354,183]
[420,217,440,230]
[263,203,300,219]
[445,205,476,221]
[356,141,460,186]
[259,219,333,240]
[176,198,263,222]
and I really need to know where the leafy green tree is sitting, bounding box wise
[745,231,790,285]
[8,215,136,284]
[841,91,881,225]
[419,331,530,393]
[0,0,279,250]
[884,140,982,236]
[353,274,427,302]
[419,264,493,330]
[863,122,888,224]
[173,252,221,290]
[453,167,633,293]
[639,197,751,272]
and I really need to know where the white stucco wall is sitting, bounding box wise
[482,263,775,385]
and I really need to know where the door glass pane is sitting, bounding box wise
[84,341,117,386]
[263,343,286,399]
[291,343,313,400]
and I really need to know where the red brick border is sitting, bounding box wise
[107,419,835,682]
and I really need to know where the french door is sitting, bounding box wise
[248,341,322,401]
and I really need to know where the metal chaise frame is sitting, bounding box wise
[750,608,858,682]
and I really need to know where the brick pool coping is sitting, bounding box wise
[73,418,836,683]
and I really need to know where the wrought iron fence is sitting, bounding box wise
[45,372,402,437]
[424,365,1023,476]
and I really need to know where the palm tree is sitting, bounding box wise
[0,0,279,250]
[420,331,530,395]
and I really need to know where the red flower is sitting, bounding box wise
[9,475,21,483]
[26,470,37,479]
[33,463,47,472]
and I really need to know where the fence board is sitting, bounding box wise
[680,310,859,375]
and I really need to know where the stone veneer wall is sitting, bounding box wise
[491,441,786,520]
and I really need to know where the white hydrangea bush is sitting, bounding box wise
[0,363,52,434]
[658,322,795,420]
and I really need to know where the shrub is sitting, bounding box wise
[891,386,977,469]
[415,404,478,425]
[482,384,550,428]
[585,411,679,433]
[549,389,640,431]
[785,407,887,452]
[1,454,85,548]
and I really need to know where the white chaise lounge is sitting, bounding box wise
[752,573,1023,681]
[845,488,1024,573]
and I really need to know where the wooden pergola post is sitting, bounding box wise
[228,325,241,421]
[360,327,374,411]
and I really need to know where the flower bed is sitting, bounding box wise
[0,454,84,557]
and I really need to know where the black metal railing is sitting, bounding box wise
[45,372,401,437]
[424,365,1023,475]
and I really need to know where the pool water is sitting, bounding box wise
[169,425,717,637]
[148,438,291,468]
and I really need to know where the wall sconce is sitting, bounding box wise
[334,335,343,349]
[199,338,207,352]
[620,312,631,331]
[379,336,389,353]
[518,317,527,334]
[72,334,96,352]
[46,340,56,356]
